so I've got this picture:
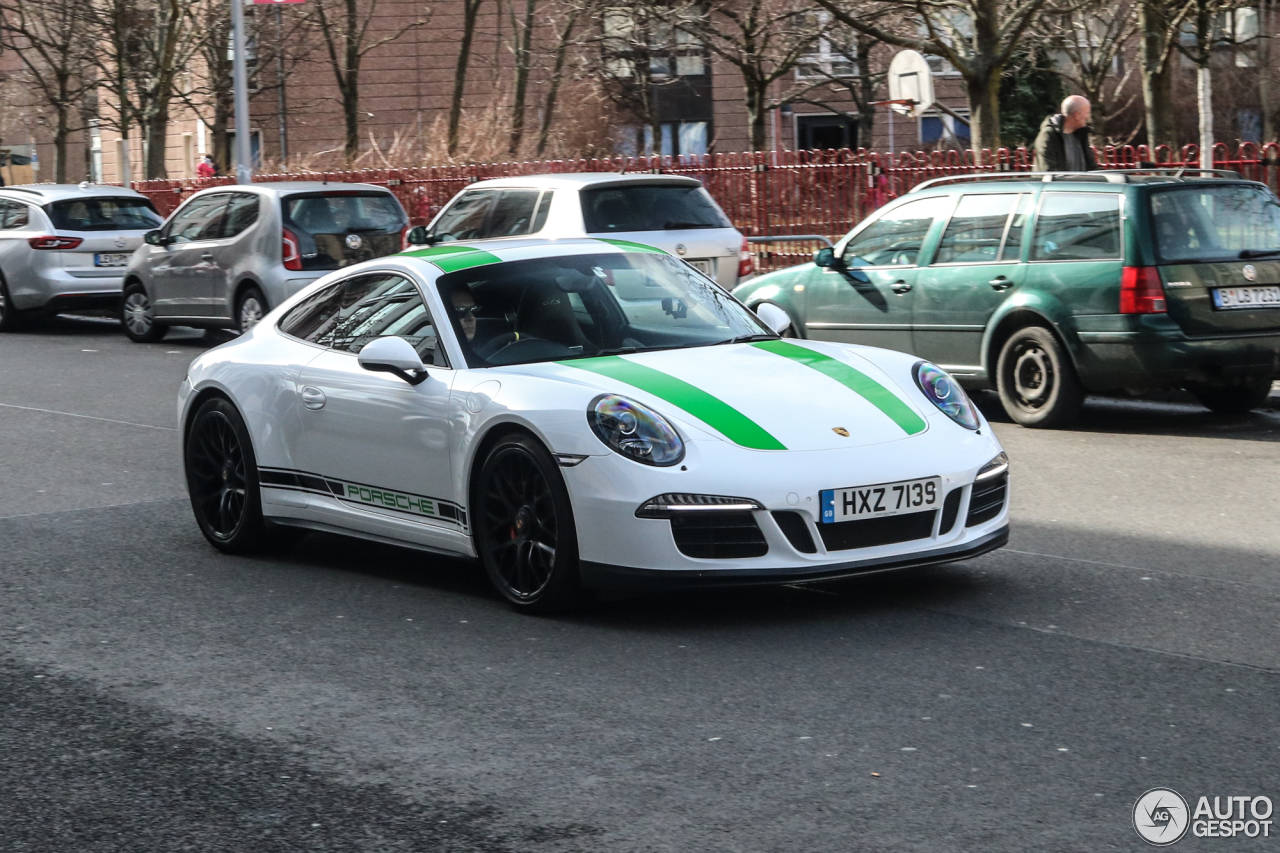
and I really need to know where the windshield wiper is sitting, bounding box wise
[1239,249,1280,259]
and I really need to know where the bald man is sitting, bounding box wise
[1033,95,1098,173]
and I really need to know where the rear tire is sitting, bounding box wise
[185,397,268,553]
[0,274,26,332]
[121,282,168,343]
[474,434,586,614]
[1191,377,1274,414]
[236,285,267,334]
[996,325,1084,428]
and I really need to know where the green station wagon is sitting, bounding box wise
[734,171,1280,426]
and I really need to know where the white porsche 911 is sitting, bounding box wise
[178,238,1009,612]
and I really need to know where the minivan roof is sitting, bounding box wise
[0,184,151,203]
[184,181,397,197]
[463,173,702,190]
[908,169,1253,194]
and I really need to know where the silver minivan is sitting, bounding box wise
[121,181,408,342]
[406,174,754,289]
[0,184,162,331]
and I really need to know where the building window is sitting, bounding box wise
[920,113,970,146]
[796,13,855,79]
[796,114,857,151]
[602,7,708,79]
[616,121,710,157]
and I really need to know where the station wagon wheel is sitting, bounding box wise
[475,434,584,614]
[236,285,267,334]
[0,273,26,332]
[121,282,168,343]
[185,397,267,553]
[996,326,1083,428]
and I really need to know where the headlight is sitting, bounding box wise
[913,361,980,430]
[588,394,685,466]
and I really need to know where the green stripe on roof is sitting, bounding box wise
[403,244,502,272]
[594,238,667,254]
[566,356,786,450]
[752,339,928,436]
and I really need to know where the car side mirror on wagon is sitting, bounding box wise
[404,225,435,247]
[144,229,168,246]
[358,336,429,385]
[813,246,838,268]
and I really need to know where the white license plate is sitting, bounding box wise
[1212,286,1280,310]
[686,258,713,276]
[821,477,941,524]
[94,253,131,267]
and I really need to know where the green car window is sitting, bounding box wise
[935,194,1017,264]
[842,196,950,267]
[1031,192,1121,261]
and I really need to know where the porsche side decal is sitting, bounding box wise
[566,356,787,450]
[752,340,928,435]
[258,467,467,527]
[594,238,666,254]
[402,244,501,272]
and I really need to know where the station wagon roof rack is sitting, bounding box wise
[909,168,1243,193]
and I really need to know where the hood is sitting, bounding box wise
[506,339,931,451]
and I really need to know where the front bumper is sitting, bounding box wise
[581,525,1008,590]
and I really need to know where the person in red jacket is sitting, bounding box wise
[196,155,217,179]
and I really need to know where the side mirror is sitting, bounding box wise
[405,225,433,246]
[358,336,428,385]
[144,230,167,246]
[754,302,792,336]
[813,247,837,267]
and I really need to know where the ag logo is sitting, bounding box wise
[1243,264,1258,282]
[1134,788,1190,845]
[345,233,364,250]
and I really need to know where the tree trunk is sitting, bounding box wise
[1138,0,1176,149]
[213,92,232,175]
[1260,0,1274,142]
[747,82,767,152]
[1198,64,1213,166]
[343,71,360,162]
[448,0,483,156]
[53,104,70,184]
[146,99,169,179]
[965,69,1002,156]
[508,0,537,155]
[535,11,577,157]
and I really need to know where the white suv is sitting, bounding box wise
[0,184,162,331]
[406,174,754,289]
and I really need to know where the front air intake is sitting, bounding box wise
[670,513,768,559]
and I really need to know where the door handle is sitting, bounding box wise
[300,386,326,410]
[201,252,214,262]
[989,276,1014,291]
[891,280,912,294]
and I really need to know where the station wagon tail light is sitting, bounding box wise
[738,236,755,278]
[1120,266,1166,314]
[28,236,83,250]
[282,228,301,271]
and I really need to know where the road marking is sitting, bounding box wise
[0,402,176,431]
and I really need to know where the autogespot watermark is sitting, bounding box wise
[1133,787,1274,845]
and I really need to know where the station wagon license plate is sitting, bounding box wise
[94,253,131,267]
[820,477,940,523]
[686,258,713,277]
[1212,286,1280,310]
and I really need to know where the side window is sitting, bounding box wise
[1000,194,1035,261]
[842,196,950,267]
[1031,193,1122,261]
[279,283,344,344]
[934,194,1017,264]
[167,193,231,243]
[531,191,553,233]
[319,274,442,365]
[485,189,541,238]
[0,201,29,229]
[222,193,260,238]
[430,190,498,242]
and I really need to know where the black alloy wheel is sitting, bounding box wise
[121,282,168,343]
[185,397,267,553]
[475,434,584,614]
[0,273,25,332]
[996,325,1084,428]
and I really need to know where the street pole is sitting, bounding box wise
[275,5,289,166]
[231,0,254,184]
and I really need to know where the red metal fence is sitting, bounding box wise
[128,143,1280,272]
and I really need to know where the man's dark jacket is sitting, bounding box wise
[1033,114,1097,172]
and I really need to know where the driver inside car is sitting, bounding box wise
[450,288,516,361]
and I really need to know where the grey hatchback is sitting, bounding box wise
[121,182,408,342]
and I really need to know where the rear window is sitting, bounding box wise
[581,184,731,233]
[45,197,161,232]
[1150,185,1280,263]
[282,192,407,271]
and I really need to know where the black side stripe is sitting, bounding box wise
[258,467,467,528]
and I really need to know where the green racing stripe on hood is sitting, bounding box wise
[566,356,787,450]
[751,339,928,436]
[403,244,502,272]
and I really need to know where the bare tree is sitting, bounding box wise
[83,0,149,183]
[1135,0,1193,147]
[790,27,888,151]
[137,0,202,179]
[809,0,1057,151]
[448,0,484,156]
[0,0,94,182]
[1048,0,1139,137]
[308,0,432,162]
[535,7,582,156]
[1178,0,1255,159]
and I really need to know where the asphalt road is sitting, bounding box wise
[2,315,1279,852]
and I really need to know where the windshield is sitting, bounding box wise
[282,192,407,271]
[436,252,773,368]
[581,185,732,233]
[1150,185,1280,263]
[45,197,161,232]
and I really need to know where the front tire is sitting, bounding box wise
[1191,377,1274,414]
[474,434,585,614]
[996,325,1084,428]
[0,273,26,332]
[236,285,267,334]
[185,397,267,553]
[121,282,168,343]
